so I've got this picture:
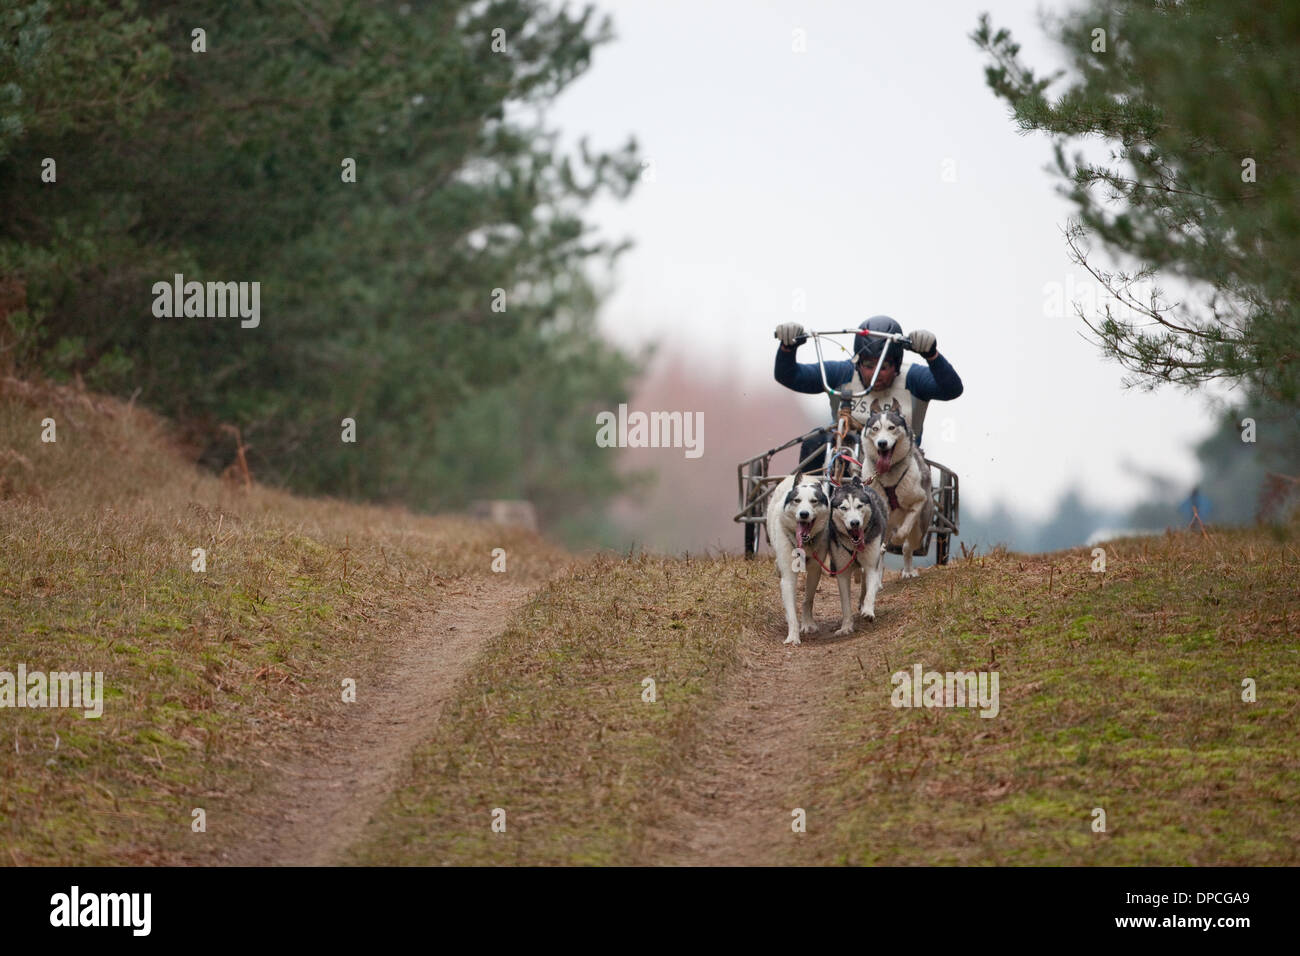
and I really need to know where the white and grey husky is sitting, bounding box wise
[864,398,933,579]
[765,471,831,645]
[824,476,888,634]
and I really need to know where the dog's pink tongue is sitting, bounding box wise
[877,451,892,472]
[796,521,810,548]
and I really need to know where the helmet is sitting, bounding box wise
[853,315,904,369]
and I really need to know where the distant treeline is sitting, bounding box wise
[962,404,1300,554]
[0,1,642,540]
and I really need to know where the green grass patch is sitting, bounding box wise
[786,529,1300,865]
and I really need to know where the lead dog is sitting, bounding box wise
[864,398,933,578]
[821,476,888,634]
[766,471,831,645]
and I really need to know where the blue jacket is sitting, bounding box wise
[774,347,964,402]
[775,346,963,445]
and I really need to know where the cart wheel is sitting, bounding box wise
[935,533,951,566]
[743,459,765,559]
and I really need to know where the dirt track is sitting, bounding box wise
[649,570,918,865]
[218,577,534,866]
[213,567,919,866]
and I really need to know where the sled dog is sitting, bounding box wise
[765,471,831,645]
[864,398,933,578]
[822,476,888,634]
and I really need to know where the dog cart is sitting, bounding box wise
[735,328,959,565]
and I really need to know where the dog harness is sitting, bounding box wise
[796,525,844,576]
[874,459,907,511]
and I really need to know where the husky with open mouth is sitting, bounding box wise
[823,476,888,634]
[765,471,831,645]
[864,398,933,579]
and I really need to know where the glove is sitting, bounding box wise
[775,322,807,348]
[908,329,937,359]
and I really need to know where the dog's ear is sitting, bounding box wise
[868,398,882,414]
[849,475,863,487]
[887,398,901,414]
[793,470,803,484]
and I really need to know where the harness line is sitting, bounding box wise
[809,524,867,577]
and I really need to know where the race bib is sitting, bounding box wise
[848,366,915,431]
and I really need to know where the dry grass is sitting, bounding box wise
[6,374,1295,867]
[350,519,1300,866]
[0,375,563,864]
[349,553,772,865]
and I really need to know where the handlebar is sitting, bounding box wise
[773,328,911,342]
[774,327,912,399]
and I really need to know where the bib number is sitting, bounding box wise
[850,396,873,425]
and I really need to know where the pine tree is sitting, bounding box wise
[0,0,643,535]
[973,1,1300,408]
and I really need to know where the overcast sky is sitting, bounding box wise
[545,0,1226,521]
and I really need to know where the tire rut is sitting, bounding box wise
[216,577,533,866]
[650,570,918,865]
